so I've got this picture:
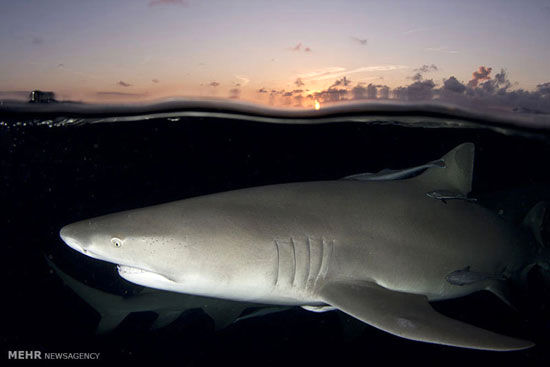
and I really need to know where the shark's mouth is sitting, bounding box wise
[117,265,177,287]
[117,265,149,275]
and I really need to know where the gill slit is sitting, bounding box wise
[274,239,280,287]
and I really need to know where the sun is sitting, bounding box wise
[314,100,320,110]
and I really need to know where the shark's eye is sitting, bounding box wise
[111,238,123,247]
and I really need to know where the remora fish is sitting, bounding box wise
[59,143,549,351]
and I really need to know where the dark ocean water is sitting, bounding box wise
[2,109,550,366]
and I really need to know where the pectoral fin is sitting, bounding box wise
[319,281,534,351]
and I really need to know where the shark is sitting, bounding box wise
[59,142,549,351]
[45,256,288,333]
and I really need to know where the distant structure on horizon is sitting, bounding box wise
[29,90,57,103]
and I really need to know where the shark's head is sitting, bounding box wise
[59,208,185,291]
[60,201,274,301]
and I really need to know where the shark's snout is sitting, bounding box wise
[59,225,88,254]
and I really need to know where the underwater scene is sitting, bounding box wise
[2,100,550,366]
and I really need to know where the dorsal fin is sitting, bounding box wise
[414,143,475,196]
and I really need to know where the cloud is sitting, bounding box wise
[314,65,407,81]
[290,42,312,52]
[149,0,186,7]
[209,81,220,87]
[537,82,550,95]
[425,46,459,54]
[366,84,377,99]
[379,85,390,99]
[260,88,306,106]
[468,66,492,87]
[96,91,145,97]
[304,77,356,104]
[264,73,394,105]
[235,75,249,86]
[351,36,367,45]
[118,81,132,87]
[298,67,347,79]
[257,64,550,114]
[409,64,438,81]
[298,65,407,82]
[393,79,435,101]
[407,80,436,101]
[294,78,305,87]
[349,83,393,100]
[403,27,434,35]
[330,76,351,88]
[442,76,466,94]
[472,66,492,79]
[415,64,438,73]
[314,88,349,103]
[441,67,509,96]
[494,69,511,88]
[474,69,512,94]
[434,68,550,115]
[277,89,305,98]
[391,86,407,100]
[292,95,304,107]
[152,79,159,83]
[229,88,240,99]
[351,84,367,99]
[410,73,423,82]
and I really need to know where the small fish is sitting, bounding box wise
[446,266,504,286]
[426,190,477,203]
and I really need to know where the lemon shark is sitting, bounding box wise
[59,143,548,350]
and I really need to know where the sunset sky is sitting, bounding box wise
[1,0,549,107]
